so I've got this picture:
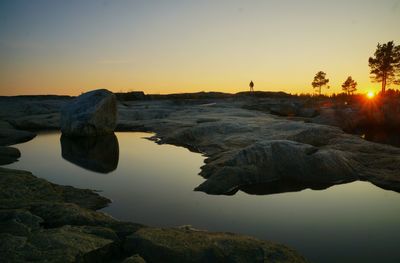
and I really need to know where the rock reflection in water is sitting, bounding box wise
[238,179,356,195]
[60,134,119,173]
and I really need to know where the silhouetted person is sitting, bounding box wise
[249,80,254,92]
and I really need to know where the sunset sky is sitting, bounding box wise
[1,0,399,96]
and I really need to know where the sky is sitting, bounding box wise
[0,0,399,96]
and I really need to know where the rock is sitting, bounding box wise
[0,167,144,262]
[0,167,110,210]
[60,134,119,173]
[0,146,21,165]
[0,127,36,146]
[288,126,343,147]
[28,202,117,228]
[195,140,357,194]
[297,107,319,118]
[0,121,14,129]
[112,98,400,194]
[270,102,300,116]
[10,113,60,130]
[0,210,42,236]
[61,89,117,136]
[123,227,307,263]
[0,226,115,263]
[0,96,325,262]
[0,97,69,121]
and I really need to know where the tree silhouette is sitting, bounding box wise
[341,76,357,95]
[368,41,400,94]
[311,71,329,95]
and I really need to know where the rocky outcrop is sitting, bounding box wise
[0,168,115,262]
[0,167,307,262]
[0,121,36,147]
[0,94,311,262]
[0,167,144,262]
[61,89,117,136]
[10,113,60,130]
[115,99,400,195]
[124,227,306,263]
[3,94,400,262]
[0,224,115,263]
[0,96,70,131]
[0,121,34,166]
[3,94,400,195]
[0,147,21,165]
[0,167,110,210]
[195,140,357,194]
[243,99,319,118]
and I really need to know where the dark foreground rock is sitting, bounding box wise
[0,167,307,262]
[0,121,36,146]
[61,89,117,136]
[0,146,21,165]
[124,227,306,263]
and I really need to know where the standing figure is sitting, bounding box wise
[249,80,254,92]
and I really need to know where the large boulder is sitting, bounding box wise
[60,89,117,136]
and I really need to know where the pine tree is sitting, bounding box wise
[368,41,400,94]
[341,76,357,95]
[311,71,329,95]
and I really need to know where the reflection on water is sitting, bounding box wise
[60,134,119,173]
[239,178,356,195]
[5,132,400,263]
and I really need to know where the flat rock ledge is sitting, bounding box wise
[116,99,400,195]
[0,167,307,263]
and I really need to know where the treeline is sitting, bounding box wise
[116,40,399,101]
[312,41,400,96]
[115,91,295,101]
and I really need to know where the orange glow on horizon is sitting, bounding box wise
[367,91,375,99]
[0,2,398,96]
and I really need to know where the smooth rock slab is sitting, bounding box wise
[61,89,117,136]
[195,140,357,194]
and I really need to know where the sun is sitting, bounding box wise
[367,91,375,99]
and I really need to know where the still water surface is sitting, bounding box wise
[6,132,400,263]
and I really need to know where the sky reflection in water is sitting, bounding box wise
[6,132,400,263]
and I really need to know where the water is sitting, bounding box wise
[6,132,400,263]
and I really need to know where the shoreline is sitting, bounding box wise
[0,96,310,262]
[2,93,400,262]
